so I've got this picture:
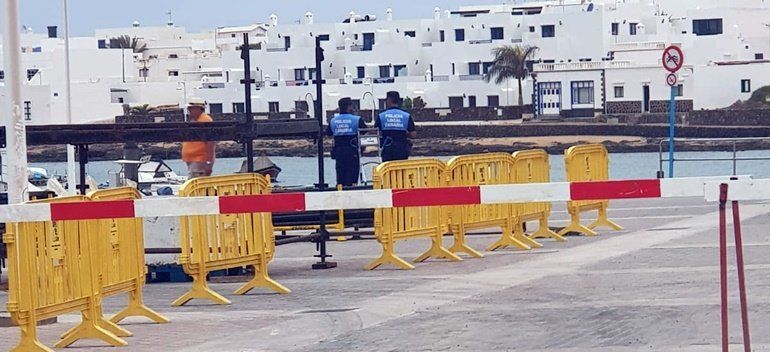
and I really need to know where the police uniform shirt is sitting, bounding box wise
[326,114,367,157]
[375,108,415,148]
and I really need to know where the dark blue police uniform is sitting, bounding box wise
[375,108,415,162]
[327,113,366,186]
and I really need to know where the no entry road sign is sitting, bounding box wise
[662,45,684,73]
[666,73,678,87]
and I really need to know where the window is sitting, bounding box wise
[233,102,245,113]
[693,19,723,36]
[571,81,594,105]
[209,103,223,114]
[168,70,179,77]
[0,70,4,82]
[614,86,624,98]
[541,25,555,38]
[379,65,391,78]
[468,96,477,108]
[23,101,31,121]
[295,100,309,113]
[317,34,330,41]
[629,23,638,35]
[394,65,408,77]
[404,31,416,38]
[26,69,39,80]
[351,99,361,112]
[357,66,366,79]
[449,96,464,108]
[139,68,149,78]
[455,29,465,42]
[284,36,291,49]
[611,23,619,36]
[529,26,535,33]
[741,79,751,93]
[294,68,306,81]
[98,39,107,49]
[756,53,765,60]
[468,62,481,76]
[488,95,500,107]
[491,27,504,40]
[363,33,375,51]
[308,68,317,81]
[378,99,387,110]
[673,84,684,97]
[269,101,280,113]
[439,30,445,42]
[451,63,456,75]
[483,62,494,75]
[168,54,179,59]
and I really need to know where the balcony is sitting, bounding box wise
[285,80,310,86]
[266,47,288,53]
[613,41,666,52]
[459,74,485,81]
[422,43,433,47]
[433,75,450,82]
[468,39,493,45]
[533,60,635,72]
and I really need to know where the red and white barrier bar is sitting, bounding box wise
[0,176,752,223]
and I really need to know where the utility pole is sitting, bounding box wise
[63,0,78,194]
[2,0,30,204]
[240,33,255,172]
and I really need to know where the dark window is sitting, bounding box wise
[98,39,107,49]
[378,99,387,110]
[541,25,555,38]
[693,19,723,36]
[483,62,494,74]
[449,96,464,108]
[611,23,619,36]
[379,65,391,78]
[269,101,280,113]
[168,70,179,77]
[673,84,684,97]
[26,69,39,80]
[468,62,481,76]
[168,54,179,59]
[571,81,594,105]
[284,36,291,49]
[756,53,765,60]
[317,34,330,41]
[363,33,375,51]
[741,79,751,93]
[207,103,222,114]
[487,95,500,107]
[404,31,416,38]
[308,68,317,81]
[491,27,504,40]
[468,96,477,108]
[357,66,366,78]
[139,68,149,78]
[529,26,535,33]
[23,101,31,121]
[0,70,4,81]
[294,68,306,81]
[295,100,309,113]
[394,65,407,77]
[614,86,624,98]
[233,102,245,113]
[439,30,445,42]
[351,99,361,112]
[455,28,465,41]
[629,23,638,35]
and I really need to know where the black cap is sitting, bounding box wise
[338,97,353,113]
[386,91,402,105]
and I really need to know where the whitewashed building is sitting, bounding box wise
[1,0,769,124]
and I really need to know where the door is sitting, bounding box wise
[363,33,375,51]
[643,85,650,113]
[538,82,562,115]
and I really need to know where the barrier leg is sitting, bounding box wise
[588,205,623,231]
[61,309,133,341]
[557,207,597,237]
[110,287,170,324]
[486,222,531,252]
[234,260,291,295]
[731,200,752,352]
[365,238,415,270]
[530,215,566,242]
[513,222,542,249]
[54,307,127,348]
[415,232,463,263]
[11,320,53,352]
[171,271,231,306]
[448,223,484,259]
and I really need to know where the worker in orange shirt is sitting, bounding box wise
[182,98,216,178]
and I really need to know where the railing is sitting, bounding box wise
[469,39,493,45]
[533,60,633,72]
[422,42,433,47]
[350,45,366,52]
[459,74,485,81]
[285,80,310,87]
[266,47,288,53]
[433,75,450,82]
[614,41,666,51]
[658,137,770,178]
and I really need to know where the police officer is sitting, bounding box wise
[375,91,417,162]
[326,97,367,186]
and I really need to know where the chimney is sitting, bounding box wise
[47,26,58,38]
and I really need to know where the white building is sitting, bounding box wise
[1,0,769,124]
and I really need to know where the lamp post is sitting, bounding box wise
[63,0,77,194]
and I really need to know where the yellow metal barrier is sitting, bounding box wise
[173,174,289,306]
[366,159,461,270]
[558,144,623,236]
[446,153,539,254]
[511,150,565,242]
[5,196,128,351]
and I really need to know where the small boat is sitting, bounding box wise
[239,157,282,181]
[136,159,188,195]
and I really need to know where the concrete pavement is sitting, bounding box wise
[1,198,769,351]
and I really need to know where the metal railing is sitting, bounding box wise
[658,137,770,177]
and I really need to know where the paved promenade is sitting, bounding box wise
[1,198,769,351]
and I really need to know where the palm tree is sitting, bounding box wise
[129,104,156,115]
[110,35,147,53]
[485,45,538,106]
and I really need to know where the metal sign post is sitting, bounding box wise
[240,33,256,173]
[662,45,684,178]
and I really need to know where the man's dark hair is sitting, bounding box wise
[338,97,353,113]
[386,91,402,106]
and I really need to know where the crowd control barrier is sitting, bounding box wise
[366,159,462,270]
[447,153,538,254]
[173,174,289,306]
[511,150,565,242]
[5,196,128,351]
[559,144,623,236]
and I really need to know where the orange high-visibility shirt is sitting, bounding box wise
[182,114,216,162]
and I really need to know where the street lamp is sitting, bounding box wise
[63,0,77,194]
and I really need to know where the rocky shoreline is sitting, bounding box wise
[26,136,770,163]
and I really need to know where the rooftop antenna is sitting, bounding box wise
[166,9,174,27]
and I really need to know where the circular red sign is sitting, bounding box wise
[666,73,678,87]
[662,45,684,73]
